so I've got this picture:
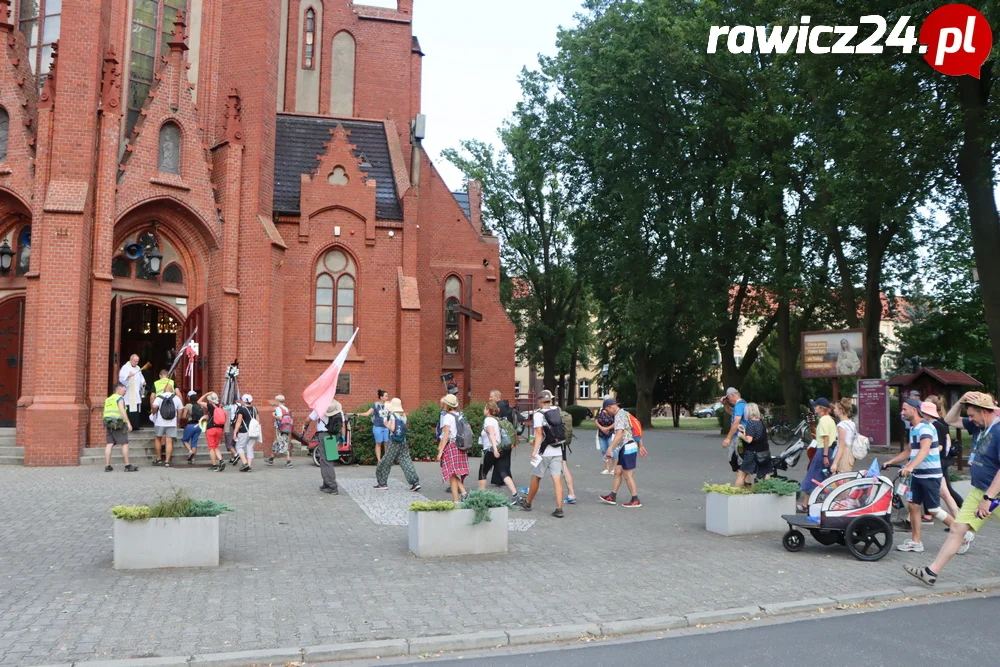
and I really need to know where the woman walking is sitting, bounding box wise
[734,402,773,487]
[374,398,421,491]
[798,398,837,511]
[478,401,519,503]
[831,398,858,475]
[232,394,260,472]
[926,395,963,518]
[199,391,226,471]
[437,394,469,502]
[595,399,616,474]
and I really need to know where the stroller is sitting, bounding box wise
[780,465,902,561]
[770,437,808,484]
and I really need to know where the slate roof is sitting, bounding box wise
[274,115,403,220]
[452,191,470,218]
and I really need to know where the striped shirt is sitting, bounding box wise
[909,420,942,479]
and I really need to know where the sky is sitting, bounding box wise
[408,0,585,192]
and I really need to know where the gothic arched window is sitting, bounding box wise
[0,108,9,162]
[330,31,355,116]
[303,8,316,69]
[17,0,60,89]
[444,276,461,356]
[158,122,181,174]
[111,256,131,278]
[162,263,183,284]
[126,0,188,138]
[315,248,356,343]
[15,225,30,276]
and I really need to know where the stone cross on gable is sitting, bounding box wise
[447,274,482,404]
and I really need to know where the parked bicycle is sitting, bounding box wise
[769,416,811,448]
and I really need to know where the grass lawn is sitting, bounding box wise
[576,417,719,431]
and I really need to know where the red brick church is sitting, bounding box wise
[0,0,514,465]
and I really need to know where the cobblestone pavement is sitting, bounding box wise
[1,430,997,666]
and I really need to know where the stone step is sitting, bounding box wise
[0,437,16,447]
[0,445,22,457]
[0,455,23,465]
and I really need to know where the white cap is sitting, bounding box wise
[241,394,253,404]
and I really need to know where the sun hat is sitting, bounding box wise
[961,392,998,410]
[387,397,404,414]
[325,400,343,417]
[206,392,219,403]
[538,390,554,403]
[920,401,940,419]
[441,394,459,409]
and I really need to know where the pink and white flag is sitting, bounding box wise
[302,328,358,417]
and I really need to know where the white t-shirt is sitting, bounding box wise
[309,410,329,433]
[439,412,457,443]
[533,407,563,457]
[151,395,184,428]
[480,416,500,449]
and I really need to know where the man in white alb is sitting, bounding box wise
[118,354,146,431]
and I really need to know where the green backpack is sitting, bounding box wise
[498,418,516,450]
[560,410,574,448]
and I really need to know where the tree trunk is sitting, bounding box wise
[671,402,681,428]
[542,345,558,395]
[957,66,1000,389]
[557,374,566,407]
[568,349,578,407]
[634,351,660,428]
[776,298,802,420]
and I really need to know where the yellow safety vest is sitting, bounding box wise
[154,378,173,394]
[104,394,124,420]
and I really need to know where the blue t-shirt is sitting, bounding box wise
[372,401,387,429]
[964,417,1000,491]
[731,399,746,427]
[908,420,941,479]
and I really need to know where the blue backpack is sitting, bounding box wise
[390,416,407,444]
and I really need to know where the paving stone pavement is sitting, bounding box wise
[1,430,997,666]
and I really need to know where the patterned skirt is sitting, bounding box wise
[440,441,469,482]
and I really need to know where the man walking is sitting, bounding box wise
[181,390,203,464]
[309,400,343,495]
[721,387,746,471]
[904,392,997,585]
[117,354,145,431]
[600,398,648,507]
[518,390,567,518]
[151,386,183,467]
[885,398,955,552]
[104,382,137,472]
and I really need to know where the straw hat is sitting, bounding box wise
[441,394,458,409]
[387,397,404,414]
[325,399,343,417]
[962,392,998,410]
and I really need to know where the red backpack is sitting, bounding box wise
[276,406,293,434]
[211,405,227,429]
[627,412,643,438]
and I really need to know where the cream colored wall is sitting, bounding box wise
[187,0,202,103]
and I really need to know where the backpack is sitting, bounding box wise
[847,421,870,460]
[390,416,407,444]
[454,412,475,452]
[246,406,262,439]
[626,412,643,439]
[498,418,516,450]
[211,405,227,429]
[276,406,293,434]
[538,408,566,447]
[325,412,343,436]
[157,394,177,421]
[560,410,575,448]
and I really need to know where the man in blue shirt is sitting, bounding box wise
[721,388,746,472]
[886,398,954,552]
[905,392,999,586]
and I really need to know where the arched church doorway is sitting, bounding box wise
[0,297,24,427]
[116,301,181,423]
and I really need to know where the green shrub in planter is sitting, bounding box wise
[460,489,510,524]
[111,489,233,521]
[564,405,590,427]
[409,501,457,512]
[702,479,800,496]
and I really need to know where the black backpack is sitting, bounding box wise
[325,412,344,436]
[157,393,177,421]
[538,408,565,447]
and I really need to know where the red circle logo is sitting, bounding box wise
[920,4,993,78]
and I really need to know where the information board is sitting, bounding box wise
[857,378,889,448]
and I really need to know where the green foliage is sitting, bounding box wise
[949,472,965,483]
[409,501,457,512]
[460,490,510,525]
[111,505,150,521]
[716,407,727,435]
[702,483,751,496]
[564,404,589,427]
[113,489,234,520]
[703,479,800,496]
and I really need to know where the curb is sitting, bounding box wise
[31,581,1000,667]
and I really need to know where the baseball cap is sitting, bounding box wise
[903,397,924,415]
[810,397,831,410]
[241,393,253,404]
[187,390,197,397]
[538,390,554,402]
[725,387,739,396]
[602,397,617,408]
[908,390,921,398]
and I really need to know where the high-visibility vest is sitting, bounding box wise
[154,378,173,394]
[104,394,124,420]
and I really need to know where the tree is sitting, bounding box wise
[443,73,583,394]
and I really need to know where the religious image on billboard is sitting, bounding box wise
[801,329,865,378]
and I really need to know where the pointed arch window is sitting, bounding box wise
[330,31,355,116]
[302,8,316,69]
[14,225,30,276]
[315,248,356,343]
[126,0,188,139]
[158,122,181,174]
[0,108,9,162]
[444,276,461,357]
[17,0,61,90]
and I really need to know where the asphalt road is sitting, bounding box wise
[369,595,995,667]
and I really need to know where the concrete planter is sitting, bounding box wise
[113,516,220,569]
[705,492,796,536]
[408,507,508,557]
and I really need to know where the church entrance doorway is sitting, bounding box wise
[116,301,182,424]
[0,297,24,427]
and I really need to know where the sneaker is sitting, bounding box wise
[152,460,163,467]
[163,461,171,468]
[600,493,617,506]
[564,496,577,504]
[266,457,274,465]
[601,469,611,475]
[460,492,469,502]
[552,508,564,518]
[374,484,389,490]
[896,539,925,552]
[283,461,293,469]
[410,483,422,492]
[208,465,219,472]
[958,531,976,555]
[229,455,240,466]
[104,465,113,472]
[623,498,642,508]
[187,451,196,462]
[903,564,937,586]
[240,464,251,472]
[217,463,226,472]
[518,498,532,512]
[124,464,138,472]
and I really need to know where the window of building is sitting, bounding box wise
[14,225,30,276]
[315,248,356,343]
[18,0,60,89]
[126,0,187,139]
[162,263,183,284]
[514,381,521,396]
[578,379,591,400]
[158,122,181,174]
[302,8,316,69]
[111,256,131,278]
[0,108,8,162]
[336,373,350,395]
[444,276,461,356]
[330,31,355,116]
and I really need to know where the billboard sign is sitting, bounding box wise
[801,329,866,378]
